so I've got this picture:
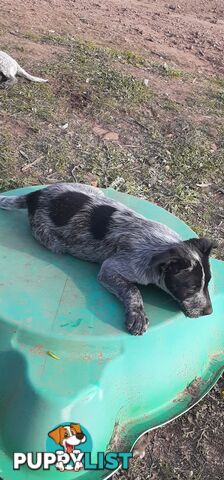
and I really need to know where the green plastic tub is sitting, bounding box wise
[0,186,223,479]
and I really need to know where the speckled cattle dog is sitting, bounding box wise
[0,183,215,335]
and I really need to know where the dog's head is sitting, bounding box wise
[151,238,216,318]
[48,424,86,454]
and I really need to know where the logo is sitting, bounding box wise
[13,422,132,472]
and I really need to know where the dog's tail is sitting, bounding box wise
[17,65,48,83]
[0,194,27,210]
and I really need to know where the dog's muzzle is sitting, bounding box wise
[181,302,213,318]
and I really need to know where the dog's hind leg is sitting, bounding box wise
[30,225,67,254]
[0,75,17,89]
[98,258,149,336]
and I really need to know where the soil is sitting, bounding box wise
[0,1,224,479]
[114,378,224,480]
[1,0,224,75]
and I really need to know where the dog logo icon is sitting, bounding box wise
[48,423,86,471]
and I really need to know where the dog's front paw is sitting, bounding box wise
[126,306,149,336]
[56,462,65,471]
[74,461,84,472]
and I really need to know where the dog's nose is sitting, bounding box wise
[76,432,84,440]
[202,305,213,316]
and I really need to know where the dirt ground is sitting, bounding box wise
[0,1,224,479]
[1,0,224,75]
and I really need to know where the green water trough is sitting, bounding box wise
[0,186,223,479]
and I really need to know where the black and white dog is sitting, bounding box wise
[0,183,215,335]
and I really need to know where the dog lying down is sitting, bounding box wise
[0,183,215,335]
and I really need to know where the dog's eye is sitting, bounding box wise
[64,432,69,438]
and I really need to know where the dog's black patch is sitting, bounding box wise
[26,189,42,216]
[76,432,85,440]
[90,205,116,240]
[50,191,89,227]
[164,260,203,302]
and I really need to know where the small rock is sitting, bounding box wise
[110,177,125,190]
[19,150,29,159]
[188,414,194,424]
[104,132,119,141]
[90,180,99,188]
[93,125,108,136]
[83,173,99,187]
[80,17,88,24]
[143,79,149,86]
[60,123,68,130]
[134,27,143,35]
[210,143,217,152]
[196,182,212,188]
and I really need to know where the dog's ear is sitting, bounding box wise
[167,257,191,275]
[70,423,85,442]
[186,238,217,256]
[48,426,63,445]
[70,423,82,434]
[150,248,191,274]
